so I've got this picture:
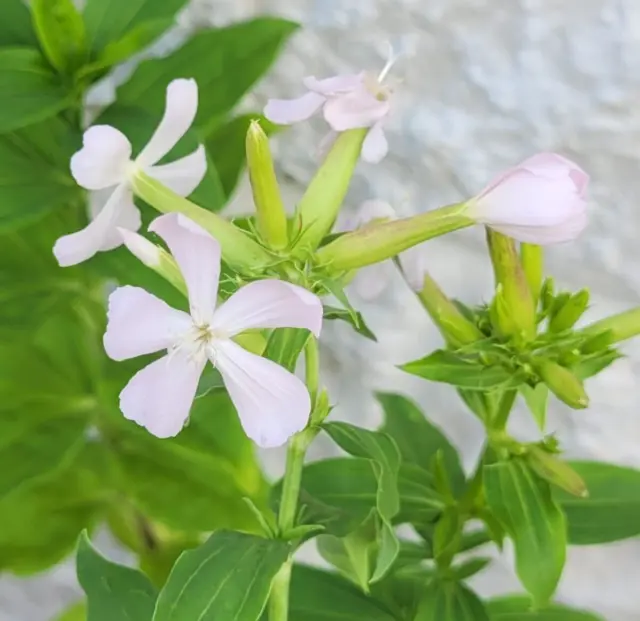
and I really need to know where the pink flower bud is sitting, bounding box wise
[467,153,589,244]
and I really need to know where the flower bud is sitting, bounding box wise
[486,230,536,342]
[315,203,473,271]
[540,277,555,315]
[119,228,187,296]
[582,307,640,344]
[466,153,588,244]
[292,129,367,256]
[548,288,590,333]
[534,359,589,409]
[525,446,588,497]
[246,120,288,250]
[131,170,272,271]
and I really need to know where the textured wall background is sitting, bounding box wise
[4,1,640,619]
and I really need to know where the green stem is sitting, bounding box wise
[269,339,320,621]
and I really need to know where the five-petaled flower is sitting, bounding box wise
[104,213,323,448]
[466,153,589,244]
[264,59,395,163]
[54,78,207,267]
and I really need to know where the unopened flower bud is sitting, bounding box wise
[466,153,589,245]
[246,120,288,250]
[486,230,536,342]
[119,228,187,296]
[534,359,589,409]
[526,446,588,497]
[582,307,640,345]
[548,288,590,333]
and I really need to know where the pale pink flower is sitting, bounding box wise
[104,213,323,448]
[264,59,395,163]
[466,153,589,244]
[54,79,207,267]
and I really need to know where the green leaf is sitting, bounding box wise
[415,581,489,621]
[484,460,566,606]
[154,530,289,621]
[0,412,86,501]
[105,387,267,533]
[557,460,640,544]
[0,443,108,574]
[79,19,172,77]
[433,507,462,569]
[288,564,396,621]
[0,47,73,132]
[323,422,400,520]
[31,0,87,73]
[0,0,39,47]
[83,0,188,54]
[450,556,491,581]
[96,104,226,212]
[264,327,310,373]
[520,384,549,431]
[572,349,621,380]
[401,350,518,390]
[376,392,465,496]
[486,595,604,620]
[77,532,157,621]
[207,113,281,198]
[323,305,377,341]
[55,601,87,621]
[117,19,298,130]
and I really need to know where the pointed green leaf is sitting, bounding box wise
[0,0,39,47]
[0,48,72,132]
[433,507,463,569]
[520,384,549,431]
[288,565,396,621]
[557,460,640,544]
[415,581,489,621]
[83,0,187,54]
[484,460,566,606]
[153,531,289,621]
[116,19,298,129]
[486,595,604,620]
[77,532,157,621]
[323,305,378,341]
[402,350,519,390]
[264,327,310,373]
[377,392,465,495]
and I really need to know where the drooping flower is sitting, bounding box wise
[264,57,396,163]
[465,153,589,244]
[54,79,207,267]
[104,213,323,448]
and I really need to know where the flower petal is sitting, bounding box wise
[119,351,206,438]
[264,92,325,125]
[303,73,364,95]
[150,213,220,324]
[53,184,135,266]
[88,189,142,251]
[490,209,588,244]
[104,285,191,361]
[146,145,207,197]
[323,89,390,131]
[361,121,389,163]
[213,340,310,448]
[135,78,199,168]
[211,280,323,338]
[70,125,132,190]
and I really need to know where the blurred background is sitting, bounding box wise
[4,0,640,619]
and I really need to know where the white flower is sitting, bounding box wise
[264,56,396,163]
[54,79,207,267]
[104,213,323,448]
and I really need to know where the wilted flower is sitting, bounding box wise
[104,213,323,448]
[466,153,589,244]
[264,57,396,163]
[54,79,207,266]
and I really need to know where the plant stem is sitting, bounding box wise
[269,338,320,621]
